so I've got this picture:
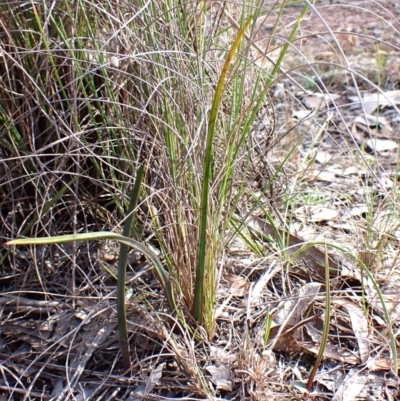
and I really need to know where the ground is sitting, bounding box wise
[1,1,400,400]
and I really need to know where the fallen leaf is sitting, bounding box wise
[51,380,64,398]
[334,299,370,363]
[251,262,282,305]
[268,326,303,353]
[374,209,399,233]
[352,122,371,141]
[368,286,400,323]
[328,220,360,233]
[210,345,237,364]
[273,283,321,326]
[128,363,165,401]
[314,150,334,164]
[341,205,368,220]
[293,109,314,119]
[354,114,390,128]
[294,205,339,223]
[245,215,339,279]
[303,93,340,109]
[308,169,337,182]
[296,317,361,365]
[332,369,367,401]
[367,357,400,371]
[206,364,232,391]
[270,283,321,352]
[340,166,365,176]
[365,138,397,152]
[349,90,400,114]
[225,273,250,297]
[300,341,360,365]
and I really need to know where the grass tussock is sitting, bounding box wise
[1,0,400,400]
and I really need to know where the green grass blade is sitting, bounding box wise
[7,230,176,371]
[306,244,331,392]
[0,177,78,266]
[7,232,174,310]
[267,2,309,86]
[194,16,252,324]
[117,164,145,371]
[290,241,397,373]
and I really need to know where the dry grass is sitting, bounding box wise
[1,0,400,400]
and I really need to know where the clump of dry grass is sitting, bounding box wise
[0,0,284,398]
[2,0,400,400]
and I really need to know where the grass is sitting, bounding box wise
[1,0,400,399]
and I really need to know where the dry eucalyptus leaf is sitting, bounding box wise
[225,273,250,297]
[328,220,360,234]
[367,357,400,372]
[293,109,314,119]
[341,205,368,220]
[273,283,321,327]
[270,283,321,352]
[302,317,323,343]
[365,138,397,152]
[295,315,361,365]
[333,299,370,363]
[293,317,361,365]
[310,206,339,222]
[300,341,360,365]
[246,215,339,278]
[294,205,339,223]
[339,166,365,176]
[75,386,97,401]
[251,262,282,305]
[349,90,400,114]
[354,114,390,128]
[210,345,237,364]
[351,122,369,143]
[368,287,400,323]
[268,325,303,353]
[206,364,232,391]
[374,209,399,233]
[303,93,340,109]
[314,369,346,392]
[332,369,367,401]
[51,380,64,398]
[308,169,337,182]
[350,267,400,323]
[128,363,165,401]
[314,150,334,164]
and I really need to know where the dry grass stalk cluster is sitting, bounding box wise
[1,1,400,400]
